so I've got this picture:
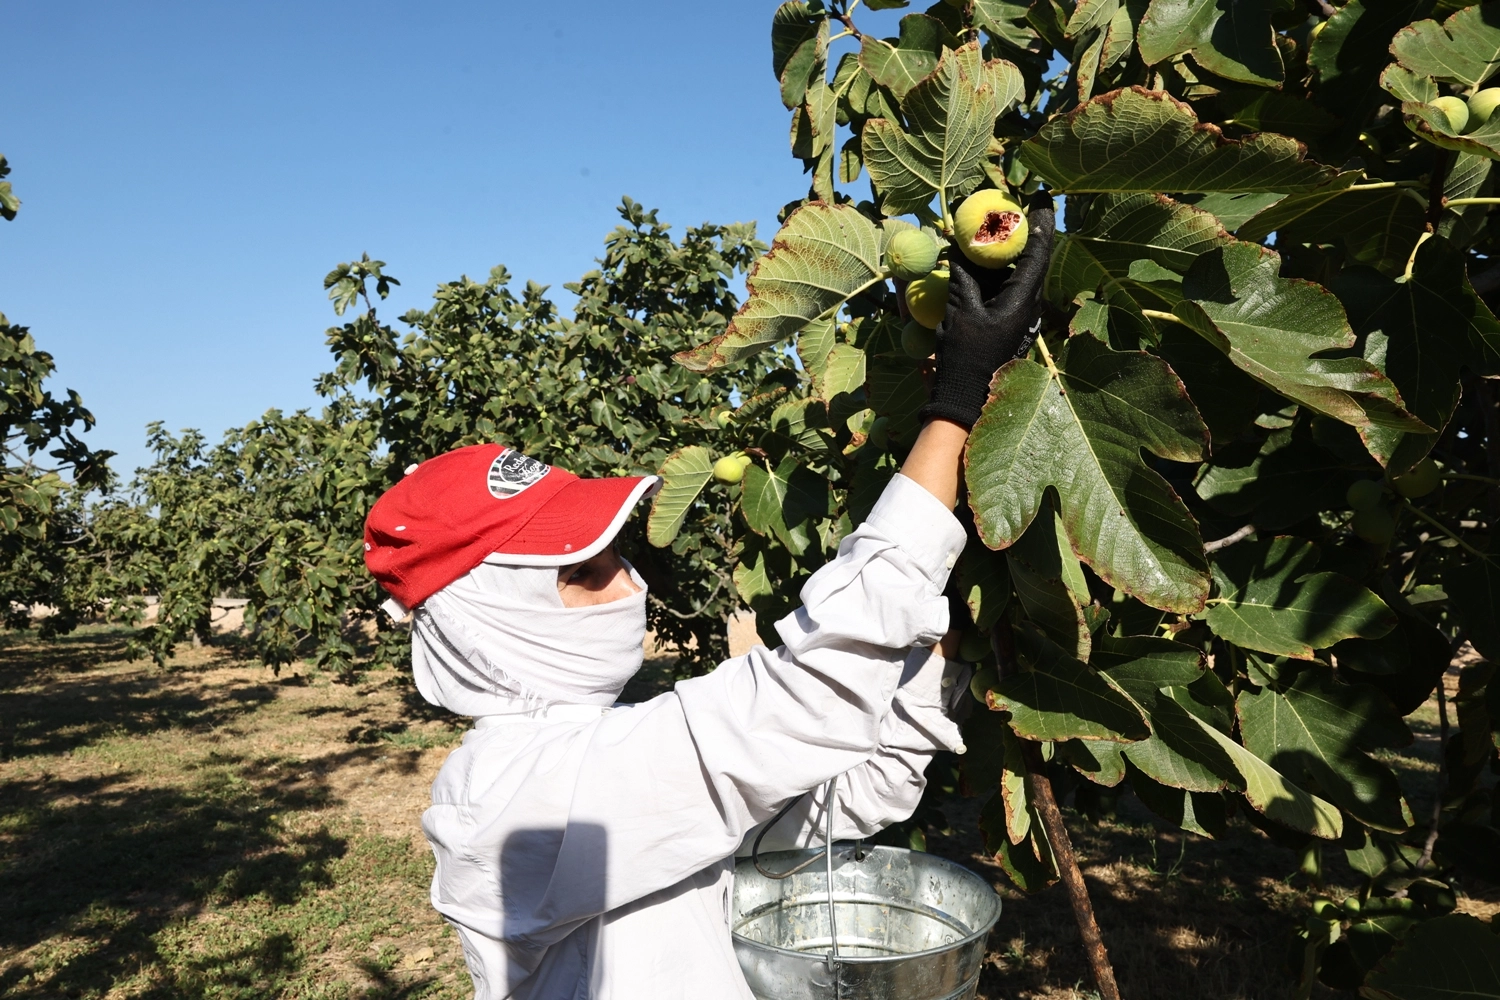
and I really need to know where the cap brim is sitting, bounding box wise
[481,475,662,566]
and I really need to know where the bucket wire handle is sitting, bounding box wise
[823,773,842,998]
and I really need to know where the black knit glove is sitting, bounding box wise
[920,194,1056,429]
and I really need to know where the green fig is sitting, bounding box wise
[901,319,938,359]
[1352,507,1396,544]
[1392,457,1440,498]
[712,456,745,485]
[868,415,890,449]
[1432,95,1470,133]
[1346,479,1384,511]
[885,229,940,281]
[905,270,949,329]
[1469,87,1500,129]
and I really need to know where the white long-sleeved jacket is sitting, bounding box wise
[420,473,968,998]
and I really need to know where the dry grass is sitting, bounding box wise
[0,627,1485,999]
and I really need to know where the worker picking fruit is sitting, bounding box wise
[361,194,1055,999]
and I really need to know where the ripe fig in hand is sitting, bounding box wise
[954,190,1029,268]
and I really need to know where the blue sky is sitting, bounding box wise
[2,2,916,476]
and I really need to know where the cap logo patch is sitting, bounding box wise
[487,450,550,499]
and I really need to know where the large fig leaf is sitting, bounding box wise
[1205,536,1397,658]
[1006,506,1092,659]
[1362,914,1500,1000]
[1184,710,1344,838]
[1019,87,1336,194]
[863,42,1019,215]
[1309,0,1433,117]
[966,333,1211,613]
[675,203,884,372]
[1172,242,1430,433]
[1238,663,1414,832]
[1238,172,1427,277]
[1194,427,1361,529]
[1390,2,1500,88]
[1445,542,1500,662]
[1047,193,1232,308]
[1093,634,1240,792]
[958,534,1012,631]
[1136,0,1283,87]
[647,446,713,547]
[982,625,1151,741]
[773,2,826,109]
[858,13,947,98]
[1337,236,1500,470]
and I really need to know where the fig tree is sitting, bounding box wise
[905,269,949,328]
[1352,507,1396,544]
[901,319,938,359]
[1470,87,1500,128]
[712,456,746,485]
[885,228,940,281]
[1346,479,1384,511]
[954,190,1029,268]
[1391,457,1440,497]
[1432,95,1470,133]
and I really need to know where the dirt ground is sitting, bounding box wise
[0,627,1492,999]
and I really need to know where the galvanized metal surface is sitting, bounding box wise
[732,845,1001,1000]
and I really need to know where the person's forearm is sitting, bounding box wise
[899,418,970,510]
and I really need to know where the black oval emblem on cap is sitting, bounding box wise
[488,450,550,499]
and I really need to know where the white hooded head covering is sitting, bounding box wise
[411,556,649,718]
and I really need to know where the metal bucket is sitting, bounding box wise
[732,845,1001,1000]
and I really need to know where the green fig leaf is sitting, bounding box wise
[1194,427,1359,529]
[863,42,1018,215]
[1238,663,1414,832]
[1046,193,1232,310]
[1019,87,1337,194]
[1184,709,1344,838]
[1337,236,1500,470]
[1238,171,1427,277]
[984,625,1151,741]
[857,13,947,98]
[1006,507,1093,660]
[958,535,1012,631]
[1310,0,1433,116]
[1391,3,1500,88]
[1205,536,1397,658]
[1172,242,1430,433]
[647,446,714,547]
[1136,0,1283,87]
[966,333,1211,614]
[1444,542,1500,662]
[773,2,827,110]
[675,203,885,372]
[814,343,867,403]
[1362,914,1500,1000]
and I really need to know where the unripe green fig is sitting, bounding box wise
[1352,507,1396,544]
[1392,457,1441,497]
[958,627,991,663]
[1469,87,1500,129]
[969,665,998,704]
[1312,899,1338,919]
[954,190,1030,268]
[716,410,734,428]
[1346,479,1384,511]
[902,319,938,359]
[1341,897,1362,916]
[868,415,890,449]
[1432,95,1470,133]
[905,270,949,328]
[1309,20,1326,43]
[886,229,941,281]
[735,453,753,469]
[712,456,746,484]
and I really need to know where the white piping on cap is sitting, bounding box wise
[481,475,662,568]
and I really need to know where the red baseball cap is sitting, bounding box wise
[364,444,661,610]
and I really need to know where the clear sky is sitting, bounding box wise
[3,2,912,476]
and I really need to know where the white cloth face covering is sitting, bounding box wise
[411,558,648,718]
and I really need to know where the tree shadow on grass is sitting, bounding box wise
[0,759,349,999]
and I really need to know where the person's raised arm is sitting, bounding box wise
[900,193,1056,510]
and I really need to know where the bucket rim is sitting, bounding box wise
[731,844,1001,967]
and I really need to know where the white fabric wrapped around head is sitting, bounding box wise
[411,556,648,717]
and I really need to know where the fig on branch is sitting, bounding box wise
[868,415,890,449]
[885,229,940,281]
[1391,457,1440,497]
[901,319,938,359]
[954,190,1029,268]
[712,456,746,484]
[1352,507,1396,544]
[716,410,734,428]
[1346,480,1384,511]
[905,269,949,328]
[1469,88,1500,128]
[1431,96,1470,133]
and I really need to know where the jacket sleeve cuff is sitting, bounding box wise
[864,473,967,584]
